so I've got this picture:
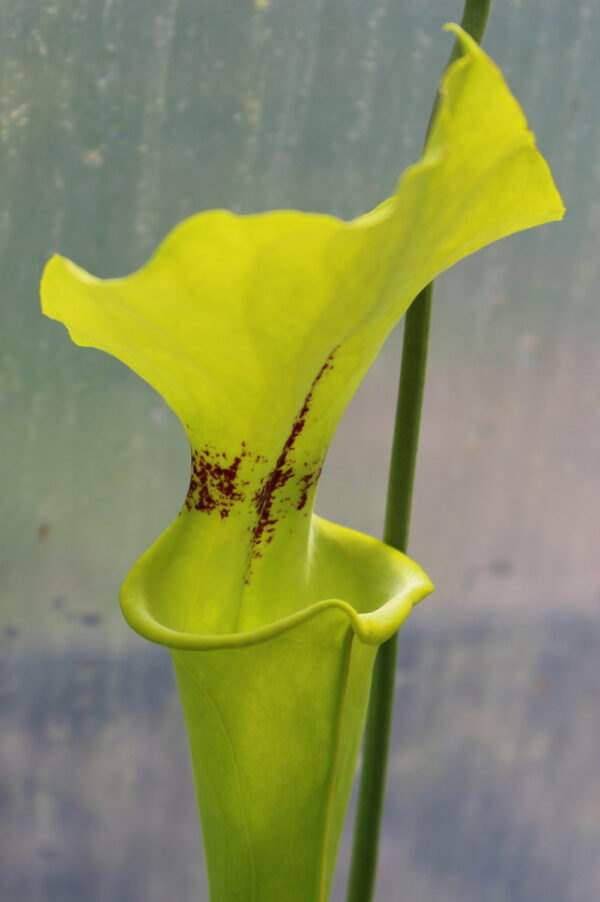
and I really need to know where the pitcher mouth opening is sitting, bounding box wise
[119,514,433,653]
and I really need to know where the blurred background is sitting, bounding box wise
[1,1,599,900]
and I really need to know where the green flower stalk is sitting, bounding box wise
[41,27,563,902]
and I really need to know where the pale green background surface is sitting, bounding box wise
[1,1,599,900]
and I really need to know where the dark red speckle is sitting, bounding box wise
[182,349,337,578]
[250,348,337,556]
[296,465,323,511]
[185,446,245,518]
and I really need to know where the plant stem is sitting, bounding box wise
[345,3,492,901]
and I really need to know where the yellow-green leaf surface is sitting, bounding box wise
[41,27,563,902]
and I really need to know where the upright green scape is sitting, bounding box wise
[41,26,563,902]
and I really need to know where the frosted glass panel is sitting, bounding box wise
[2,2,598,900]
